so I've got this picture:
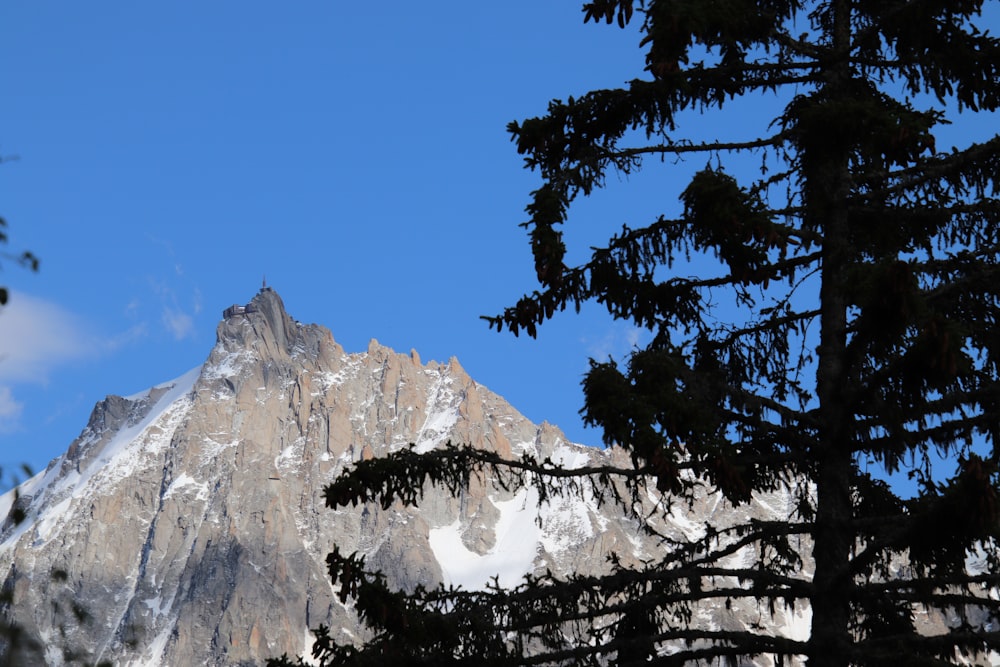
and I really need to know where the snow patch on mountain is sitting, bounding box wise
[429,487,542,589]
[549,440,590,468]
[414,371,461,454]
[72,366,201,494]
[35,497,72,544]
[164,472,208,502]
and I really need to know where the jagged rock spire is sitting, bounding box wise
[218,286,301,357]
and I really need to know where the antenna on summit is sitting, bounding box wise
[262,275,267,290]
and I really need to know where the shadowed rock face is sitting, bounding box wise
[0,288,662,666]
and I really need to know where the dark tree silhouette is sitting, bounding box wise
[0,151,39,304]
[272,1,1000,665]
[0,217,38,307]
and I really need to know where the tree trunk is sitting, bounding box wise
[808,2,854,665]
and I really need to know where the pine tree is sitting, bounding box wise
[271,1,1000,665]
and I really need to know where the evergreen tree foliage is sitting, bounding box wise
[0,151,40,306]
[272,1,1000,665]
[0,216,38,307]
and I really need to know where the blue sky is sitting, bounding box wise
[0,4,997,488]
[0,3,661,479]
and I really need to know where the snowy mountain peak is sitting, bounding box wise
[0,290,623,666]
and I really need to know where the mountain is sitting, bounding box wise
[0,288,855,665]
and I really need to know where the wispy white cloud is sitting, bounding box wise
[582,323,648,362]
[146,243,202,341]
[162,308,194,341]
[105,322,149,351]
[0,294,93,383]
[150,280,196,341]
[624,327,641,349]
[124,298,141,319]
[0,295,100,433]
[0,386,24,433]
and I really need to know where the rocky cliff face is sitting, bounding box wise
[0,289,991,666]
[1,288,706,666]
